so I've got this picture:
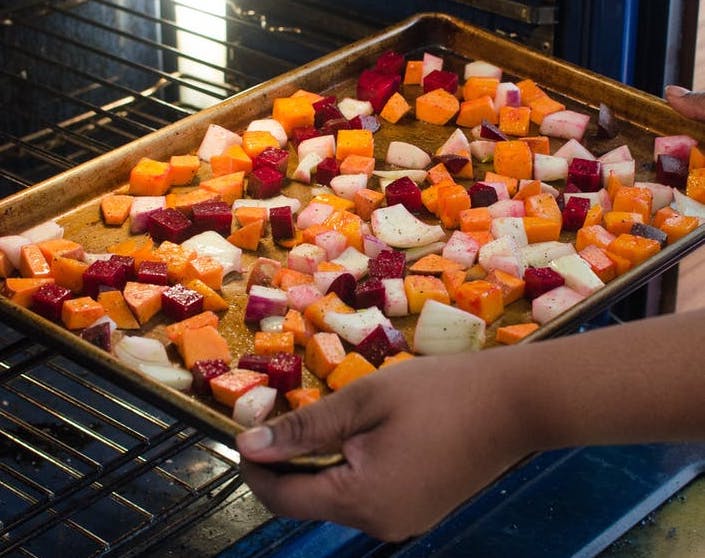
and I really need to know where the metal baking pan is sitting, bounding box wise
[2,13,705,465]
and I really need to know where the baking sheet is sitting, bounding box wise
[2,13,705,464]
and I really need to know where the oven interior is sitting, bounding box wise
[2,1,705,557]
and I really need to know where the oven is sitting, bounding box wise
[2,2,705,557]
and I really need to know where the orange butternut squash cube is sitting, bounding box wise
[354,188,385,221]
[169,154,200,185]
[50,256,89,294]
[19,244,51,278]
[178,325,232,370]
[340,154,376,177]
[522,216,561,243]
[658,213,699,244]
[524,193,562,223]
[380,351,416,368]
[454,279,504,324]
[241,130,280,159]
[528,95,565,125]
[3,277,54,308]
[459,207,492,232]
[336,129,374,160]
[485,268,526,305]
[496,322,539,344]
[183,255,224,291]
[327,352,376,391]
[516,79,547,105]
[129,157,173,196]
[254,331,295,355]
[519,136,551,155]
[61,296,105,330]
[101,194,134,225]
[612,186,653,223]
[403,60,423,84]
[689,145,705,170]
[575,224,616,251]
[210,370,268,408]
[165,310,220,345]
[456,96,498,127]
[184,279,229,312]
[437,184,471,228]
[403,275,450,314]
[305,331,347,379]
[415,88,460,125]
[578,244,617,283]
[462,77,499,101]
[285,387,321,409]
[686,168,705,204]
[499,106,531,137]
[493,140,533,180]
[272,96,315,137]
[381,91,412,124]
[97,290,140,329]
[607,233,661,266]
[303,292,354,331]
[484,171,518,197]
[282,308,315,347]
[199,172,245,205]
[603,211,644,236]
[165,189,219,217]
[227,219,265,251]
[210,144,252,176]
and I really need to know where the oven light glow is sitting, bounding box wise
[174,0,227,109]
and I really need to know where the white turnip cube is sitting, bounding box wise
[371,204,445,248]
[442,230,480,268]
[490,217,529,247]
[233,195,301,218]
[601,159,636,188]
[130,196,166,234]
[292,152,323,184]
[533,154,569,182]
[298,134,336,162]
[287,243,327,275]
[563,189,611,210]
[315,230,348,260]
[422,52,444,79]
[494,82,521,109]
[386,141,432,169]
[286,283,323,312]
[362,234,391,258]
[413,299,485,355]
[21,220,63,244]
[653,134,698,162]
[197,124,242,161]
[518,179,559,198]
[313,270,347,295]
[521,241,576,268]
[436,128,471,156]
[549,253,605,296]
[479,236,524,275]
[470,140,496,163]
[330,246,370,280]
[330,173,368,200]
[598,144,633,164]
[381,278,409,317]
[488,199,525,219]
[635,182,674,213]
[540,110,591,141]
[464,60,502,80]
[338,97,374,120]
[233,385,277,426]
[0,235,31,268]
[182,230,242,275]
[553,138,595,163]
[673,189,705,221]
[296,201,335,229]
[324,307,392,345]
[532,285,586,325]
[484,181,510,201]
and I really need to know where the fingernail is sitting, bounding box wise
[665,85,689,98]
[237,426,273,452]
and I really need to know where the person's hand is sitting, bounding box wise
[236,352,531,542]
[664,85,705,122]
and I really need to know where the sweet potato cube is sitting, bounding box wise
[459,207,492,232]
[415,88,460,126]
[403,60,423,84]
[607,233,661,266]
[305,331,347,379]
[129,157,173,196]
[282,308,315,347]
[485,268,526,305]
[409,254,464,275]
[199,172,245,205]
[178,325,232,370]
[327,351,376,391]
[454,279,504,324]
[380,91,412,124]
[184,279,228,312]
[61,296,105,330]
[456,96,498,127]
[403,275,450,314]
[123,281,165,324]
[210,370,268,408]
[578,244,617,283]
[165,310,219,345]
[97,289,140,329]
[169,154,200,185]
[101,194,134,226]
[493,140,533,180]
[336,129,374,160]
[354,188,385,221]
[227,219,265,251]
[499,106,531,137]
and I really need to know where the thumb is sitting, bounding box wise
[236,381,378,463]
[665,85,705,122]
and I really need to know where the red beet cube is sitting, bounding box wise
[468,182,499,207]
[354,277,386,310]
[109,254,135,281]
[313,96,345,129]
[326,272,357,307]
[431,153,471,175]
[161,284,204,321]
[80,320,112,352]
[423,69,459,94]
[480,119,510,141]
[631,222,668,247]
[266,352,302,393]
[568,158,602,192]
[561,196,591,231]
[254,147,289,174]
[368,249,406,279]
[291,126,320,148]
[269,206,295,241]
[191,200,233,236]
[238,353,272,373]
[656,154,689,188]
[355,324,409,367]
[385,176,424,213]
[191,359,230,395]
[524,267,565,299]
[136,260,168,285]
[248,166,284,200]
[357,69,401,113]
[315,157,340,186]
[83,259,128,298]
[147,207,193,244]
[32,283,72,322]
[348,114,381,133]
[374,50,405,75]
